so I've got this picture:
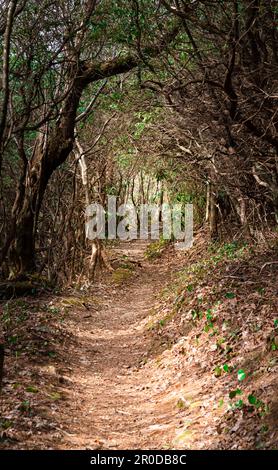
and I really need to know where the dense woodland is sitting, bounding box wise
[0,0,277,453]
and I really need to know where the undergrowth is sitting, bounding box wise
[146,237,278,449]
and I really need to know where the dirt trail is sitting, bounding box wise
[58,240,182,450]
[2,237,278,450]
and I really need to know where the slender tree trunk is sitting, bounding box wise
[159,181,164,222]
[0,339,4,391]
[0,303,5,390]
[205,182,210,222]
[209,184,218,240]
[0,0,18,172]
[75,140,113,281]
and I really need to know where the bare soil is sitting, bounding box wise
[1,237,277,450]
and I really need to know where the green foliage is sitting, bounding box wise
[0,419,13,431]
[232,399,244,410]
[229,389,242,399]
[247,395,269,415]
[203,308,215,332]
[49,392,62,401]
[209,242,249,264]
[191,309,202,321]
[144,238,169,259]
[177,398,186,409]
[237,369,246,381]
[214,366,222,377]
[248,394,259,405]
[225,292,235,299]
[174,192,194,204]
[133,111,154,139]
[116,148,135,169]
[19,400,31,414]
[48,351,56,358]
[225,366,269,417]
[111,267,133,284]
[7,335,18,345]
[214,363,231,377]
[26,386,39,393]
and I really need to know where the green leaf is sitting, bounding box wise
[225,292,235,299]
[12,383,21,390]
[229,388,242,399]
[0,419,12,430]
[48,351,56,358]
[177,398,186,409]
[237,369,246,381]
[234,399,243,409]
[49,392,61,401]
[204,324,211,333]
[248,394,258,405]
[214,366,222,377]
[26,386,39,393]
[274,319,278,329]
[260,425,269,434]
[19,400,31,412]
[191,310,198,320]
[223,364,230,373]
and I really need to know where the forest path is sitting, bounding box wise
[2,235,278,450]
[59,240,184,450]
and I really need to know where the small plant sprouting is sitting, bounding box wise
[214,363,231,377]
[228,388,243,410]
[48,305,60,315]
[19,400,31,414]
[229,388,242,399]
[191,309,202,321]
[225,292,236,299]
[226,367,269,416]
[7,335,18,345]
[248,395,269,416]
[177,398,186,410]
[237,369,246,381]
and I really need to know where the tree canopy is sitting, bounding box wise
[0,0,277,280]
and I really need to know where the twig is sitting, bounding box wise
[260,261,278,273]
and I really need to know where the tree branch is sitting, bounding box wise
[75,80,107,124]
[0,0,18,154]
[81,21,181,85]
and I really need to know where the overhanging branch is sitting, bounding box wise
[81,21,181,85]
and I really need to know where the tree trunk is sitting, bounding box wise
[205,182,210,222]
[0,342,4,391]
[9,212,36,277]
[7,77,83,277]
[1,31,179,277]
[0,322,4,391]
[8,137,45,276]
[209,184,218,241]
[159,181,164,223]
